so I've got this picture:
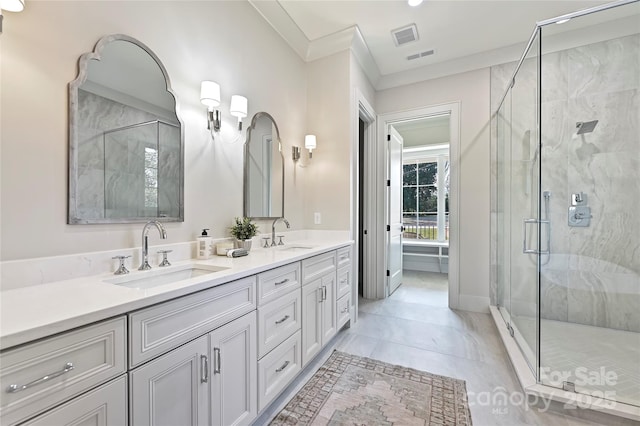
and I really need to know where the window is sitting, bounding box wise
[144,146,158,209]
[402,148,449,241]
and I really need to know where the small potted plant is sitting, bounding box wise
[230,217,258,251]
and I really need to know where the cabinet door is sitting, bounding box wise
[130,336,209,426]
[210,311,257,426]
[321,272,337,344]
[301,279,322,367]
[23,375,127,426]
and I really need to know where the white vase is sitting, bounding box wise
[234,239,252,251]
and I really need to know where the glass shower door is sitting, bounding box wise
[506,29,542,375]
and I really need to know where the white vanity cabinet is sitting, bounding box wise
[301,252,338,367]
[256,263,302,412]
[129,313,258,426]
[128,277,258,426]
[129,335,210,426]
[1,241,353,426]
[0,317,127,426]
[336,246,352,329]
[22,375,128,426]
[210,311,257,426]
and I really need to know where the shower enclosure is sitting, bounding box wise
[492,0,640,413]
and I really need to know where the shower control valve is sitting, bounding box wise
[568,206,592,227]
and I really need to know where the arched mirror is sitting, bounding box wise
[243,112,284,219]
[68,34,183,224]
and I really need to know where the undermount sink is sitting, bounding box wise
[105,264,229,289]
[276,245,316,251]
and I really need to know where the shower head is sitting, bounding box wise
[575,120,598,135]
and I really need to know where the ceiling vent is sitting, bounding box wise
[407,49,435,61]
[391,24,419,47]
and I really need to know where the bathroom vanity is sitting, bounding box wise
[0,238,353,426]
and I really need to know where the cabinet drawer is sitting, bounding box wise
[0,317,126,426]
[301,251,336,284]
[337,294,351,328]
[258,290,301,358]
[258,330,301,412]
[337,246,351,268]
[257,262,300,306]
[22,375,127,426]
[337,265,351,299]
[129,276,256,368]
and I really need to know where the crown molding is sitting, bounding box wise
[248,0,309,60]
[249,1,639,92]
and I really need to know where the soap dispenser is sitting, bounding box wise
[197,229,213,260]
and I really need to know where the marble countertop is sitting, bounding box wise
[0,237,353,350]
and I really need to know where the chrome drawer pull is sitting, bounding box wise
[275,361,290,373]
[275,315,290,325]
[201,355,209,383]
[274,278,289,286]
[7,362,74,394]
[213,348,221,374]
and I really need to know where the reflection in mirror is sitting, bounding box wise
[244,112,284,219]
[68,34,183,224]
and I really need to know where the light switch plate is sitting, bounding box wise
[314,212,321,224]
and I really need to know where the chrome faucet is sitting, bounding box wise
[139,221,167,270]
[271,217,290,246]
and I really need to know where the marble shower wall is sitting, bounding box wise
[490,34,640,333]
[77,90,180,220]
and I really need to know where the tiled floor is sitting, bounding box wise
[257,271,616,425]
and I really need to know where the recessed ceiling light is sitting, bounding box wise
[556,18,571,25]
[408,0,423,6]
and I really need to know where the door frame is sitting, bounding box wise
[375,102,461,309]
[350,88,377,317]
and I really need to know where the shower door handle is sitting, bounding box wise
[523,218,550,255]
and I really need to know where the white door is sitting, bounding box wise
[387,126,404,295]
[301,279,322,367]
[130,336,209,426]
[210,311,257,426]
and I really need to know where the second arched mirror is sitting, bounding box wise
[243,112,284,219]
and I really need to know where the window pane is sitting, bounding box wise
[418,186,437,212]
[403,163,417,186]
[417,213,438,240]
[403,187,417,212]
[417,162,437,185]
[402,213,418,239]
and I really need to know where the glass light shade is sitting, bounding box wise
[0,0,25,12]
[305,134,317,150]
[408,0,423,6]
[230,95,248,118]
[200,81,220,108]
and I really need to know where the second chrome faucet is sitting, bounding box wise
[271,217,290,246]
[139,221,167,270]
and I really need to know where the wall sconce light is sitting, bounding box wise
[292,146,301,161]
[200,81,221,132]
[0,0,25,34]
[230,95,248,131]
[305,134,317,159]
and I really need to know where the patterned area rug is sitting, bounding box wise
[270,351,472,425]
